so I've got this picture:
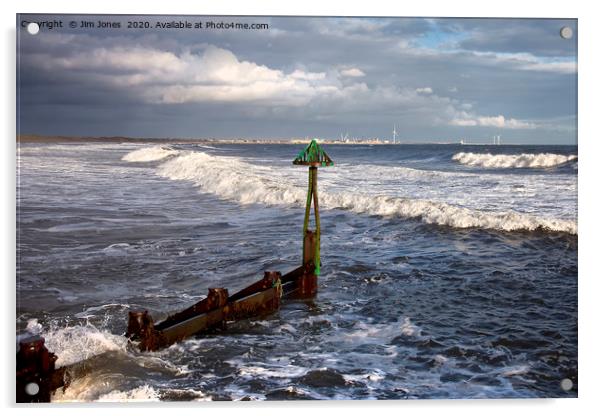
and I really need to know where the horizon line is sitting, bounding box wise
[16,134,577,146]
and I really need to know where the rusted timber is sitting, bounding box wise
[298,230,318,297]
[225,271,282,321]
[155,287,229,331]
[16,336,68,403]
[127,271,284,351]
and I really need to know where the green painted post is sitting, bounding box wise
[293,139,333,276]
[302,167,313,263]
[312,167,320,275]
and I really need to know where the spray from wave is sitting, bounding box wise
[25,318,128,368]
[25,318,202,402]
[121,145,179,162]
[452,152,577,168]
[123,147,576,234]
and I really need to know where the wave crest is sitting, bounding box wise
[323,193,576,234]
[158,152,306,205]
[146,148,576,234]
[122,146,179,162]
[452,152,577,168]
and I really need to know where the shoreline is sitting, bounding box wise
[16,135,576,146]
[15,134,439,145]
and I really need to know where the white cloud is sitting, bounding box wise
[402,46,576,75]
[24,42,543,131]
[290,69,327,80]
[521,61,577,73]
[314,18,389,38]
[450,118,478,127]
[33,44,461,117]
[31,45,342,106]
[470,51,577,74]
[34,46,185,74]
[450,113,535,129]
[340,67,365,77]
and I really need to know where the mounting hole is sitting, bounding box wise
[27,22,40,35]
[25,382,40,396]
[560,26,573,40]
[560,378,573,391]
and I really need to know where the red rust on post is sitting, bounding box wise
[297,272,317,298]
[296,230,318,297]
[126,310,164,351]
[16,336,67,402]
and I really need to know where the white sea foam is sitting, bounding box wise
[96,386,211,402]
[343,317,421,344]
[501,365,530,377]
[400,317,422,337]
[56,381,163,402]
[97,385,161,402]
[452,152,577,168]
[121,145,179,162]
[31,317,193,402]
[157,151,306,205]
[52,373,123,402]
[74,303,130,319]
[236,364,309,379]
[323,192,577,234]
[26,318,44,334]
[343,369,386,384]
[32,320,128,367]
[434,354,448,364]
[124,147,577,234]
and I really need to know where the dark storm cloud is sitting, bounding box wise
[17,14,576,143]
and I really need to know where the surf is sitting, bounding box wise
[121,145,179,162]
[122,147,577,235]
[452,152,577,168]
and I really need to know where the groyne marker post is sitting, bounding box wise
[293,139,334,297]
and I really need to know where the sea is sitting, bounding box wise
[16,141,578,401]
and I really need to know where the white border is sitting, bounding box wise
[3,1,600,415]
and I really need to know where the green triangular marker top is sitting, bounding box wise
[292,139,334,167]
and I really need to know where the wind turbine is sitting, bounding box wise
[393,124,397,144]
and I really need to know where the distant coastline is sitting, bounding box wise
[17,135,575,146]
[16,134,406,145]
[17,134,212,144]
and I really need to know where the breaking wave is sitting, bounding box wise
[157,152,305,205]
[25,318,200,402]
[121,145,179,162]
[452,152,577,168]
[126,148,576,234]
[331,194,576,234]
[25,319,128,368]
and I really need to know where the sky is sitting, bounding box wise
[17,15,577,144]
